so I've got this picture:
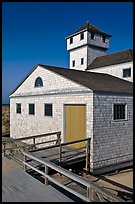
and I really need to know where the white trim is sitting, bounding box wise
[9,90,93,98]
[112,103,128,121]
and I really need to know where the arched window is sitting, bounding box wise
[35,77,43,87]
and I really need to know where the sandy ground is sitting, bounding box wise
[2,157,21,173]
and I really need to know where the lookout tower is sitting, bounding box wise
[65,22,112,71]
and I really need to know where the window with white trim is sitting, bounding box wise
[81,58,84,65]
[70,37,73,44]
[29,104,35,115]
[123,68,131,78]
[72,60,75,67]
[113,104,126,120]
[16,103,21,114]
[45,104,53,116]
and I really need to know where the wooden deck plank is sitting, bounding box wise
[2,157,74,202]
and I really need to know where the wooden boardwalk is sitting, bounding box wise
[30,146,86,167]
[2,157,75,202]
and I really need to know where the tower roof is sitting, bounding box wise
[65,22,112,39]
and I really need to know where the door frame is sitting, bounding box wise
[63,103,87,143]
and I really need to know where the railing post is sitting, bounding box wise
[24,154,27,172]
[45,165,48,185]
[33,138,35,145]
[59,144,62,163]
[3,142,6,156]
[56,132,61,144]
[89,187,96,202]
[86,138,90,174]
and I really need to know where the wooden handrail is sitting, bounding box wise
[2,131,61,156]
[23,151,125,202]
[29,137,90,152]
[2,131,61,143]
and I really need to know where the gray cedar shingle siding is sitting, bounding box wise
[86,49,133,70]
[92,93,133,173]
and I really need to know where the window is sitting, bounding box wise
[35,77,43,87]
[113,104,126,120]
[45,104,52,116]
[70,37,73,44]
[29,104,35,115]
[91,32,95,40]
[81,58,84,65]
[102,36,106,43]
[123,68,131,78]
[80,32,84,40]
[16,103,21,114]
[72,60,75,67]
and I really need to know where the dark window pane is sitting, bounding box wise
[16,103,21,114]
[70,37,73,44]
[123,68,131,77]
[29,104,35,115]
[102,36,106,43]
[80,32,84,40]
[113,104,126,120]
[45,104,52,116]
[81,58,84,65]
[91,32,95,39]
[35,77,43,87]
[72,60,75,67]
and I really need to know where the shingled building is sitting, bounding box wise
[9,22,133,174]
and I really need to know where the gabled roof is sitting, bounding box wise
[10,64,133,97]
[65,22,112,39]
[86,49,133,70]
[39,65,132,94]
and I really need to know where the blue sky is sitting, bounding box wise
[2,2,133,104]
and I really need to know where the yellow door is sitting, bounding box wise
[65,105,86,148]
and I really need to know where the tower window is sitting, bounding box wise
[91,32,95,40]
[72,60,75,67]
[102,36,106,43]
[35,77,43,87]
[81,58,84,65]
[70,37,73,44]
[80,32,84,40]
[123,68,131,78]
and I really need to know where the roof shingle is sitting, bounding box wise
[39,65,133,94]
[66,22,112,38]
[86,49,133,70]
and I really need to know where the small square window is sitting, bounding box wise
[81,58,84,65]
[16,103,21,114]
[45,104,52,116]
[72,60,75,67]
[123,68,131,78]
[29,104,35,115]
[102,36,106,43]
[91,32,95,40]
[113,104,126,120]
[80,32,84,40]
[70,37,73,44]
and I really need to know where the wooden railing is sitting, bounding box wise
[23,151,125,202]
[29,137,91,173]
[2,131,61,156]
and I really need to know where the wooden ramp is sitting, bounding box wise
[30,146,86,167]
[2,157,75,202]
